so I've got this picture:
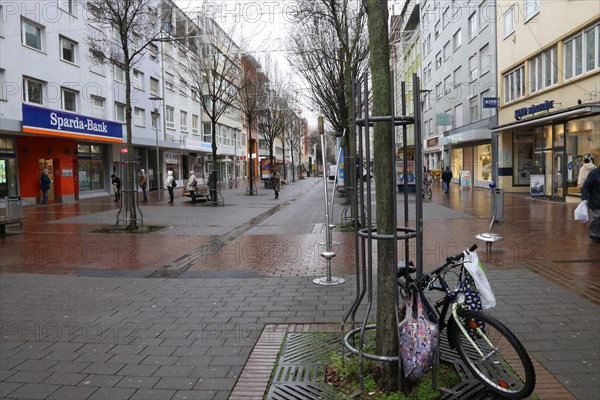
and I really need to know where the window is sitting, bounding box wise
[423,66,429,83]
[423,92,431,110]
[469,96,479,122]
[504,6,515,37]
[22,18,43,51]
[529,45,557,93]
[468,11,477,41]
[453,29,461,51]
[166,106,175,129]
[90,50,104,75]
[435,82,442,99]
[435,51,442,69]
[453,66,462,88]
[60,36,77,64]
[454,103,463,128]
[179,79,187,96]
[165,73,174,91]
[444,75,451,94]
[151,111,159,130]
[62,87,77,112]
[115,102,125,122]
[150,77,159,96]
[423,33,431,55]
[503,64,525,103]
[0,69,6,101]
[134,107,145,127]
[524,0,539,22]
[469,55,478,81]
[442,6,450,28]
[133,70,144,90]
[480,44,490,75]
[180,110,188,132]
[149,43,159,62]
[565,24,600,78]
[443,41,451,60]
[23,77,44,104]
[192,115,199,134]
[92,96,105,118]
[434,21,441,38]
[114,63,125,83]
[203,122,212,142]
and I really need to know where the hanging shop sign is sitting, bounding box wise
[22,104,123,142]
[435,114,452,126]
[164,152,178,163]
[482,97,499,108]
[514,100,554,120]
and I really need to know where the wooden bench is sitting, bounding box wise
[181,184,210,202]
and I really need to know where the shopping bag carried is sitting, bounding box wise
[574,201,589,222]
[462,250,496,310]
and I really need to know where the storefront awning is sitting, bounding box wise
[491,104,599,133]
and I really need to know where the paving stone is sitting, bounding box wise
[115,375,160,389]
[87,387,136,400]
[47,385,98,400]
[189,366,230,379]
[5,370,51,383]
[0,382,22,397]
[7,383,59,399]
[81,362,125,375]
[79,374,123,387]
[116,363,159,377]
[193,377,235,391]
[42,372,86,385]
[172,389,216,399]
[48,360,91,373]
[153,365,194,377]
[154,377,198,390]
[131,388,178,399]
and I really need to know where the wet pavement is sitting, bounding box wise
[1,178,599,399]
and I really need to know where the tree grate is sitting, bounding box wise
[265,331,505,399]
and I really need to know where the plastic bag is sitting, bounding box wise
[574,201,589,222]
[398,293,439,380]
[462,250,496,310]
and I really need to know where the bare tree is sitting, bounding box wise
[176,17,241,204]
[288,0,369,222]
[86,0,162,229]
[285,114,306,182]
[365,0,399,392]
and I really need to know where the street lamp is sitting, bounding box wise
[149,96,163,198]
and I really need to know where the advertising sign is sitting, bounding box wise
[260,159,271,179]
[460,170,471,186]
[530,175,545,196]
[22,104,123,142]
[482,97,499,108]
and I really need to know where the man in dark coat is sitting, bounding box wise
[581,166,600,243]
[40,168,52,205]
[441,166,453,194]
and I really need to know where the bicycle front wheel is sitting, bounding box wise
[451,310,535,399]
[425,187,432,200]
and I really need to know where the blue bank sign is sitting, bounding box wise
[482,97,498,108]
[22,104,123,142]
[514,100,555,120]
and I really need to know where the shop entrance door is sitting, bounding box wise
[552,150,566,201]
[38,158,56,203]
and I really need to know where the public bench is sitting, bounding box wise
[181,184,210,203]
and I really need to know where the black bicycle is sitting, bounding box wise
[398,244,536,399]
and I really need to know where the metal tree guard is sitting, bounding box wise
[341,73,424,390]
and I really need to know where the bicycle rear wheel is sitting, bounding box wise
[451,310,535,399]
[425,186,432,200]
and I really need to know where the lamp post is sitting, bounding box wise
[149,96,163,198]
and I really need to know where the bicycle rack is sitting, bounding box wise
[341,72,426,392]
[475,181,504,252]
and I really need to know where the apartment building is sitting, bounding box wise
[420,0,498,187]
[0,0,246,204]
[493,1,599,201]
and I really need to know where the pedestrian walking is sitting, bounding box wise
[186,170,197,197]
[111,174,121,202]
[271,170,281,199]
[442,166,453,194]
[577,154,596,189]
[40,168,51,205]
[139,169,148,202]
[581,165,600,243]
[166,170,176,203]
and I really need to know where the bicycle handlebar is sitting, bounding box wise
[445,244,478,264]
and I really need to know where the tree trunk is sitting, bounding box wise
[211,118,218,204]
[365,0,398,392]
[124,59,137,230]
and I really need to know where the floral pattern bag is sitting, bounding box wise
[398,293,439,380]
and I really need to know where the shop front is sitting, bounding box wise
[0,137,18,198]
[19,104,123,204]
[444,127,493,188]
[493,103,600,201]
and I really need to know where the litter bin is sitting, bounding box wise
[491,188,504,223]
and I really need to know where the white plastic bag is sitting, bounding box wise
[574,201,589,222]
[463,251,496,310]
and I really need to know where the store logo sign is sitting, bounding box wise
[514,100,554,120]
[22,104,123,142]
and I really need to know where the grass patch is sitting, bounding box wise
[326,351,461,400]
[335,224,356,232]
